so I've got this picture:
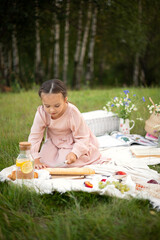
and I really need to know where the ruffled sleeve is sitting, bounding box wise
[28,106,48,159]
[70,107,91,158]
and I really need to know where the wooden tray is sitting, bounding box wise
[51,175,85,179]
[46,167,95,175]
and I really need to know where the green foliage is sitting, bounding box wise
[1,0,160,88]
[10,78,21,93]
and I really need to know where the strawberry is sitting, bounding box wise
[116,171,127,175]
[101,179,107,182]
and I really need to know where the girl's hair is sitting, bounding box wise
[38,79,67,99]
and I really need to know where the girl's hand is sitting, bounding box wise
[34,158,47,170]
[66,152,77,164]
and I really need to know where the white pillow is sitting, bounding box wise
[82,110,119,136]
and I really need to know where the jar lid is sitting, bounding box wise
[19,142,31,150]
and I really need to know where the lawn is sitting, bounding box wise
[0,87,160,240]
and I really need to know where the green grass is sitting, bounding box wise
[0,87,160,240]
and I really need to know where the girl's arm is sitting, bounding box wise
[70,108,91,159]
[28,106,47,160]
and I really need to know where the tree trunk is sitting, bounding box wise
[140,67,146,86]
[48,19,54,79]
[133,52,139,87]
[0,46,11,91]
[12,24,19,76]
[7,50,12,86]
[72,0,82,89]
[35,0,43,84]
[85,5,97,87]
[63,0,70,85]
[3,50,11,86]
[75,2,92,90]
[0,42,5,80]
[133,0,143,87]
[54,0,60,79]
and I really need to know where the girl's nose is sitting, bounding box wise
[50,107,55,113]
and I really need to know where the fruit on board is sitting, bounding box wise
[147,179,158,184]
[115,171,127,175]
[99,180,130,194]
[84,181,93,188]
[136,183,145,190]
[21,161,33,174]
[101,179,107,182]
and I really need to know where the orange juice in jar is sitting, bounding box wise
[16,142,34,179]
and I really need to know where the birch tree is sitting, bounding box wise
[54,0,60,79]
[3,49,11,87]
[0,42,4,80]
[133,0,146,86]
[35,0,43,84]
[48,19,54,78]
[72,0,82,88]
[0,43,11,89]
[133,52,139,87]
[63,0,70,84]
[85,4,97,87]
[75,2,92,89]
[12,24,19,76]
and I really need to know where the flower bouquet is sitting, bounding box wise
[145,97,160,138]
[103,90,144,134]
[147,97,160,115]
[103,90,143,120]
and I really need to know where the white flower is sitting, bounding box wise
[149,106,154,110]
[136,118,143,121]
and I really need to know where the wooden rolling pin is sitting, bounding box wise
[46,167,95,175]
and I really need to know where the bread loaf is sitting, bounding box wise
[46,167,95,175]
[8,171,38,180]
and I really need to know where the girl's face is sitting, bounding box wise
[41,93,68,119]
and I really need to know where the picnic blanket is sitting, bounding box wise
[0,146,160,210]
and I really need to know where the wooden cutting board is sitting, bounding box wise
[51,175,85,179]
[46,167,95,175]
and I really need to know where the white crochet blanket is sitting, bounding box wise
[1,146,160,210]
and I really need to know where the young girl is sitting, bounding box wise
[28,79,103,169]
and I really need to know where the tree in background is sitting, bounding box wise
[63,0,70,84]
[72,0,83,89]
[85,2,97,87]
[75,1,92,89]
[53,0,60,79]
[0,0,160,91]
[35,0,44,84]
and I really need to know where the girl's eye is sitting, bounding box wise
[55,105,60,108]
[45,105,50,108]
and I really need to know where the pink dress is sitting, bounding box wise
[28,103,103,167]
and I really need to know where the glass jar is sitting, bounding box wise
[16,142,34,179]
